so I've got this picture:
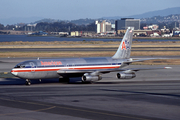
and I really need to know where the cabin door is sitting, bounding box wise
[30,62,35,72]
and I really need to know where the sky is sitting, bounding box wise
[1,0,180,20]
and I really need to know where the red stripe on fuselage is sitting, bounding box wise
[11,65,120,73]
[70,66,119,70]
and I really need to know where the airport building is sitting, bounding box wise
[115,18,140,32]
[100,20,106,33]
[71,31,80,37]
[95,20,112,33]
[173,31,180,37]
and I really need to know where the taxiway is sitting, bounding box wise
[0,58,180,120]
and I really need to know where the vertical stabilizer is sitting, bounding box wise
[112,27,134,59]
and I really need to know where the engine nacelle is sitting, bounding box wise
[116,72,136,79]
[82,75,102,82]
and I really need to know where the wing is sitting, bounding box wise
[57,68,124,74]
[57,67,171,75]
[123,57,172,64]
[124,67,171,72]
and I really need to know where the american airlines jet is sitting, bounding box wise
[11,27,170,85]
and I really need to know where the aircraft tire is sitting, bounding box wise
[26,79,31,86]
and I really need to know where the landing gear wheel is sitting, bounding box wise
[26,79,31,85]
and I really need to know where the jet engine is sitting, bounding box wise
[116,72,136,79]
[82,75,102,82]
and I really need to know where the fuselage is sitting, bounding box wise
[11,57,128,80]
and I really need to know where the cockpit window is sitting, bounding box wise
[14,61,32,68]
[14,64,25,68]
[14,65,20,68]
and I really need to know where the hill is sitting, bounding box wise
[1,7,180,25]
[103,7,180,19]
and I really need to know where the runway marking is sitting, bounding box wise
[100,89,180,98]
[0,98,52,107]
[0,97,152,120]
[55,106,151,120]
[0,106,56,116]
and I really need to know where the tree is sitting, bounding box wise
[34,22,96,32]
[0,24,4,30]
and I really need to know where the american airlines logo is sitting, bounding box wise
[122,39,130,50]
[41,61,62,65]
[121,41,126,50]
[125,39,130,49]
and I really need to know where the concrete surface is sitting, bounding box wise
[0,58,180,120]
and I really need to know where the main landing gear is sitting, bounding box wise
[26,79,31,85]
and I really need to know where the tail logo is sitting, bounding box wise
[125,39,130,49]
[121,41,126,50]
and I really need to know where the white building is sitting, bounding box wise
[95,20,112,33]
[96,23,100,33]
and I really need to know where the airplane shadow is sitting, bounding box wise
[0,78,26,85]
[0,77,140,85]
[0,77,88,85]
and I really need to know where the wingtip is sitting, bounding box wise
[164,67,172,69]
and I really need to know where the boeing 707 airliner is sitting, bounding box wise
[11,27,171,85]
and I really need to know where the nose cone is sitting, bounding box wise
[11,69,18,77]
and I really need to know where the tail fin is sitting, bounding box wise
[112,27,134,59]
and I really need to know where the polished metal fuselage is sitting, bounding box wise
[11,57,128,79]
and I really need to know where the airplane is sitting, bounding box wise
[11,27,171,85]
